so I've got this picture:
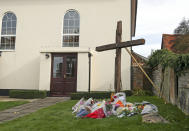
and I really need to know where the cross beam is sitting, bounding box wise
[95,21,145,92]
[96,39,145,52]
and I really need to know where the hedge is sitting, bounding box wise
[71,90,133,100]
[147,49,189,76]
[9,90,47,99]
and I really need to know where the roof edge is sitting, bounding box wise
[131,0,138,37]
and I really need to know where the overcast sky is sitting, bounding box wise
[133,0,189,57]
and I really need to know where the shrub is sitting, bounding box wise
[9,90,47,99]
[132,88,153,96]
[71,90,133,100]
[147,49,189,76]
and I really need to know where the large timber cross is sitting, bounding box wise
[96,21,145,92]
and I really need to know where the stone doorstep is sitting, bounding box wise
[142,113,169,123]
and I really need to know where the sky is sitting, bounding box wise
[133,0,189,57]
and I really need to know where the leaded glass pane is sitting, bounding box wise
[0,36,15,50]
[64,20,68,26]
[1,29,6,35]
[66,56,77,78]
[2,16,7,22]
[2,22,6,28]
[12,21,16,27]
[7,28,11,34]
[7,13,12,18]
[12,15,16,21]
[69,20,74,26]
[75,20,79,26]
[75,36,79,42]
[7,21,11,27]
[53,57,63,78]
[64,13,69,19]
[74,43,79,47]
[63,42,69,47]
[12,28,16,34]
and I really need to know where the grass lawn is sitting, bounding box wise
[0,96,189,131]
[0,101,28,111]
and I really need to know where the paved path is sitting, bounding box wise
[0,97,70,123]
[0,96,37,102]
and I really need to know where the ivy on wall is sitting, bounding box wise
[147,49,189,76]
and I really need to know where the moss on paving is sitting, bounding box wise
[0,96,189,131]
[0,101,28,111]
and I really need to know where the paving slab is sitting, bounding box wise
[142,113,169,123]
[0,97,70,123]
[0,96,38,102]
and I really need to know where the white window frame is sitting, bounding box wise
[62,10,80,47]
[0,12,17,51]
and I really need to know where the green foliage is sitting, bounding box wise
[0,101,28,111]
[148,49,189,76]
[71,90,133,100]
[132,89,145,96]
[9,90,47,99]
[0,96,189,131]
[132,88,153,96]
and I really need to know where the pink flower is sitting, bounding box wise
[128,107,132,111]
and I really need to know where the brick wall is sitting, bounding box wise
[131,66,151,90]
[131,66,143,90]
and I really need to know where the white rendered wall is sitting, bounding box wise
[39,53,51,91]
[0,0,131,91]
[77,53,89,92]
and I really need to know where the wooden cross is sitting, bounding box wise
[96,21,145,92]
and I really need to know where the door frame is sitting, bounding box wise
[50,53,78,96]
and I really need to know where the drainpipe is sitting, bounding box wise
[88,52,92,93]
[131,48,133,90]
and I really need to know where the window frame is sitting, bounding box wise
[62,9,80,47]
[0,12,17,51]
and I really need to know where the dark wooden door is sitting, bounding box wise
[50,53,77,96]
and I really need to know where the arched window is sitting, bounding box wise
[0,12,17,50]
[63,10,80,47]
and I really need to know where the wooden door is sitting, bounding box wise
[50,53,77,96]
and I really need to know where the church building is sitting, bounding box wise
[0,0,137,96]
